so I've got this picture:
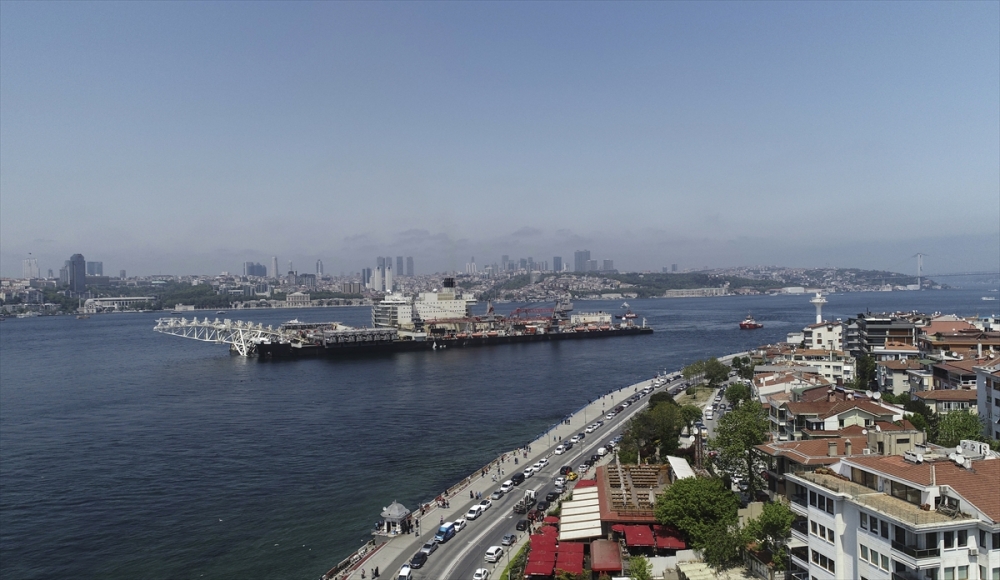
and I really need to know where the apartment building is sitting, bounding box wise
[976,358,1000,440]
[786,441,1000,580]
[913,390,979,416]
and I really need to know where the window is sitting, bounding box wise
[881,523,889,539]
[860,513,868,530]
[880,554,889,571]
[944,567,955,580]
[870,517,879,535]
[958,565,968,580]
[945,531,954,549]
[958,530,967,547]
[993,532,1000,550]
[817,495,825,511]
[827,528,835,542]
[811,521,817,534]
[826,497,834,515]
[861,545,869,561]
[981,530,986,550]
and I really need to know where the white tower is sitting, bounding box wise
[810,292,827,324]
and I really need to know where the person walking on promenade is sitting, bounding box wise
[360,570,365,579]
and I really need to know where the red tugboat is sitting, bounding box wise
[739,313,763,329]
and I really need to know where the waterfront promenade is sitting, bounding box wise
[322,351,747,580]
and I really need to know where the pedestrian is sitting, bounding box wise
[440,515,444,525]
[374,567,379,578]
[470,490,474,499]
[361,570,365,579]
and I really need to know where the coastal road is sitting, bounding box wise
[399,374,689,580]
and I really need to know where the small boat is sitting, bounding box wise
[983,296,997,301]
[739,313,763,329]
[599,324,611,331]
[486,330,499,338]
[76,315,91,320]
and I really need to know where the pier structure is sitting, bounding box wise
[153,317,283,356]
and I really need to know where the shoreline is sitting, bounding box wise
[321,350,750,580]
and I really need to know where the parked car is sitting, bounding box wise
[536,500,550,512]
[500,480,514,493]
[419,542,438,555]
[479,499,492,511]
[398,564,414,580]
[453,518,467,531]
[473,568,491,580]
[537,457,548,466]
[409,552,428,568]
[501,533,517,546]
[490,489,504,500]
[511,473,525,485]
[545,491,561,502]
[554,444,566,455]
[485,546,504,563]
[466,506,483,520]
[516,519,530,531]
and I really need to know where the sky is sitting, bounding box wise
[1,2,998,277]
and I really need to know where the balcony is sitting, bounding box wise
[891,540,940,559]
[791,518,808,539]
[790,491,808,507]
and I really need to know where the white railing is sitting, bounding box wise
[153,317,283,356]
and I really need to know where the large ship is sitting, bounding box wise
[739,313,763,329]
[155,280,652,358]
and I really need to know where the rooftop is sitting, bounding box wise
[913,389,978,402]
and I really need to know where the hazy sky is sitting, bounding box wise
[2,2,998,277]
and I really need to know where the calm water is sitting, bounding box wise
[1,290,993,579]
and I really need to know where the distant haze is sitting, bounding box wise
[2,3,997,277]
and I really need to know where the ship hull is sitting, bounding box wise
[257,326,653,359]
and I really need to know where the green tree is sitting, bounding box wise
[628,554,652,580]
[904,399,938,439]
[620,399,684,462]
[744,501,794,569]
[647,391,677,409]
[935,411,985,448]
[680,404,703,436]
[709,400,770,498]
[853,354,876,390]
[655,477,739,549]
[702,521,748,570]
[703,358,731,388]
[725,383,751,406]
[683,360,706,381]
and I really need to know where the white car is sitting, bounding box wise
[554,445,566,455]
[479,499,492,511]
[554,475,566,487]
[473,569,490,580]
[569,435,581,443]
[537,457,548,466]
[532,461,543,471]
[523,468,534,479]
[500,480,514,493]
[398,564,413,580]
[466,506,483,520]
[453,518,467,531]
[485,546,504,563]
[605,412,615,420]
[585,425,596,434]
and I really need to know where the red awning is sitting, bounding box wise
[558,542,585,555]
[574,479,597,488]
[543,515,560,524]
[530,535,558,551]
[555,552,585,575]
[539,524,558,536]
[624,525,655,547]
[528,550,557,563]
[524,560,555,577]
[656,535,687,549]
[590,539,623,572]
[611,524,626,533]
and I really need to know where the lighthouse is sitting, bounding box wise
[810,292,827,324]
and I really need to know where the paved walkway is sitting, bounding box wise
[323,376,661,580]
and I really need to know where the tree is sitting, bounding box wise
[744,501,794,570]
[655,477,739,549]
[725,383,751,406]
[853,355,876,390]
[904,399,938,440]
[680,405,703,436]
[710,400,770,498]
[703,358,731,388]
[683,360,706,381]
[935,411,985,448]
[702,521,748,570]
[628,554,652,580]
[648,391,676,409]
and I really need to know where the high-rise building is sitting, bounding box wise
[466,257,477,275]
[59,261,70,285]
[271,256,279,279]
[385,263,393,292]
[86,261,103,276]
[69,254,86,294]
[574,250,590,273]
[120,270,126,279]
[586,259,598,272]
[671,264,678,272]
[243,262,266,277]
[22,257,39,279]
[553,256,562,273]
[47,269,54,279]
[316,259,324,276]
[362,268,372,286]
[501,255,509,271]
[602,260,614,271]
[396,256,404,276]
[406,256,414,277]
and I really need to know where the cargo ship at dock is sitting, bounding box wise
[153,278,652,358]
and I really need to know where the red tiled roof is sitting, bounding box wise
[755,437,869,465]
[878,360,923,371]
[845,456,1000,522]
[913,389,978,402]
[784,399,898,420]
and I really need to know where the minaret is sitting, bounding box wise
[810,292,827,324]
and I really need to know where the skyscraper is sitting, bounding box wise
[271,257,279,280]
[602,260,614,271]
[316,259,324,276]
[86,261,103,276]
[406,256,414,277]
[396,256,404,277]
[120,270,126,279]
[22,257,39,279]
[573,250,590,273]
[69,254,86,294]
[501,255,509,271]
[553,256,562,273]
[385,262,393,292]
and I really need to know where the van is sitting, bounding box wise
[511,472,526,485]
[597,447,608,457]
[434,522,456,543]
[397,564,413,580]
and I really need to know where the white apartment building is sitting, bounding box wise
[786,441,1000,580]
[803,321,844,352]
[975,357,1000,440]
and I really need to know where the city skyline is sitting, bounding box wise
[1,3,998,277]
